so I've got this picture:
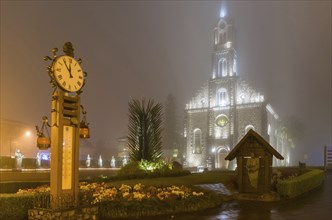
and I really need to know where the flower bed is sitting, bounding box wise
[78,182,204,204]
[11,182,224,219]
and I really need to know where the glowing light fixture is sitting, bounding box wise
[79,105,90,139]
[25,131,31,137]
[220,10,226,18]
[219,0,227,18]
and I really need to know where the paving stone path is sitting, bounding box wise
[195,183,232,196]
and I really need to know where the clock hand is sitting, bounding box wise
[63,60,73,78]
[68,63,73,78]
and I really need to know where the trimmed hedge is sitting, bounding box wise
[277,169,324,198]
[0,193,34,220]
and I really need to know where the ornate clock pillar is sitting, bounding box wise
[46,42,86,210]
[31,42,96,217]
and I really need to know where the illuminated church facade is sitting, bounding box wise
[184,11,291,170]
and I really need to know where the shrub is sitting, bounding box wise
[114,160,190,181]
[0,193,34,220]
[225,173,238,190]
[271,167,310,191]
[117,161,147,179]
[172,161,183,171]
[277,169,324,198]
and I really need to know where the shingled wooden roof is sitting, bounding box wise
[225,129,284,161]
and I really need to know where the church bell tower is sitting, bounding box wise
[211,16,237,79]
[207,5,239,169]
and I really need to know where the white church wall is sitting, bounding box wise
[186,111,209,167]
[236,105,264,141]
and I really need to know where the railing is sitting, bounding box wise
[324,145,332,171]
[33,193,51,209]
[33,192,93,210]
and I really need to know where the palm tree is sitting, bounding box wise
[127,98,163,162]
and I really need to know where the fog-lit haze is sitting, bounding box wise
[1,1,331,165]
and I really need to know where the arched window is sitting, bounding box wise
[245,125,255,133]
[193,129,202,154]
[216,88,228,106]
[214,31,219,45]
[218,59,227,77]
[233,59,237,75]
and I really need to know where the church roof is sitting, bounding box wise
[225,129,284,161]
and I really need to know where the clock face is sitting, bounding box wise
[215,115,229,127]
[53,55,84,92]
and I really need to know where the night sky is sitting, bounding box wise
[1,1,331,165]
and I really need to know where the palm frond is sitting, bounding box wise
[127,98,163,162]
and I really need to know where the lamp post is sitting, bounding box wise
[9,136,13,158]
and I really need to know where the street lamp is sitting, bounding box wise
[25,131,31,137]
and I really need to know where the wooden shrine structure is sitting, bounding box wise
[225,129,284,194]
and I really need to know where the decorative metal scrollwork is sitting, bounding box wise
[44,42,88,93]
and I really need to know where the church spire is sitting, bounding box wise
[212,1,237,79]
[219,0,227,18]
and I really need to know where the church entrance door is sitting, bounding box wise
[215,146,229,169]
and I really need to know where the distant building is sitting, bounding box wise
[184,10,291,170]
[117,136,129,163]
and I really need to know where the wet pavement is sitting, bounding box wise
[195,183,232,196]
[135,171,332,220]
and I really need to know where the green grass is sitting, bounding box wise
[103,170,236,188]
